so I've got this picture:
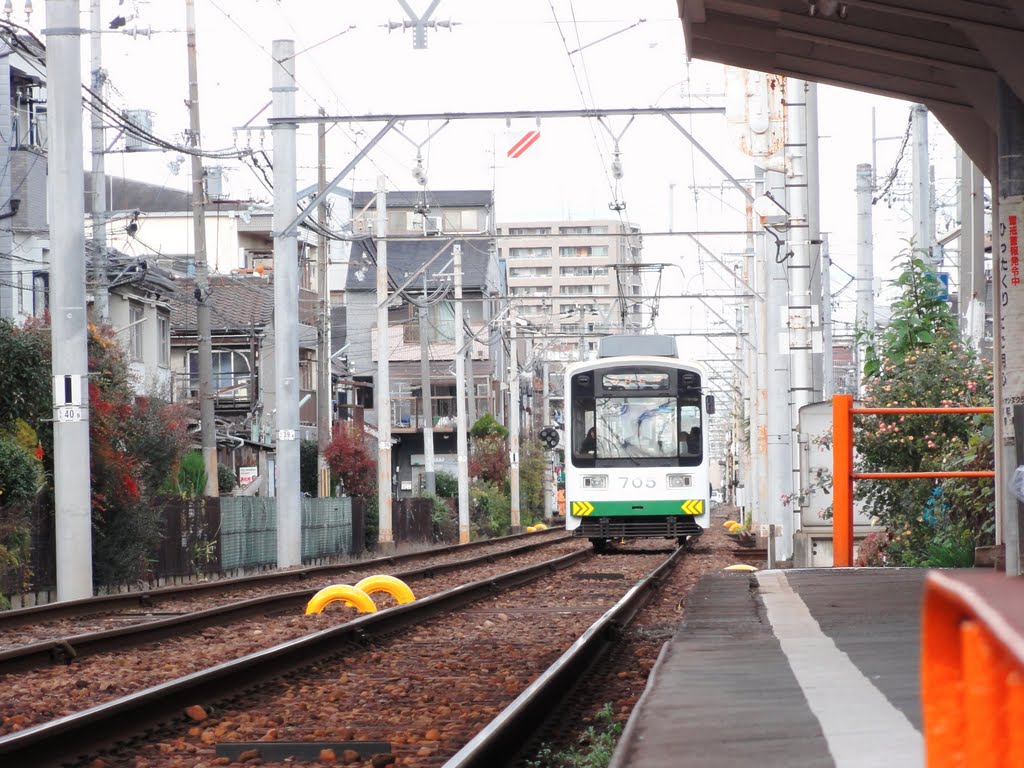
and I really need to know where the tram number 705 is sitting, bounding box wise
[620,477,657,489]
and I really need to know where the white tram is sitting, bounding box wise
[563,335,714,551]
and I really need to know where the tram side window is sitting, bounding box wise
[679,399,702,456]
[573,399,596,457]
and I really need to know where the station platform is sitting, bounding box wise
[610,568,929,768]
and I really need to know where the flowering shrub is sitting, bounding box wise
[324,423,377,497]
[1,320,191,587]
[855,245,993,566]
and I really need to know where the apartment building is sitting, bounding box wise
[496,220,645,360]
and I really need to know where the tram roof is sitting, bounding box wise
[676,0,1024,178]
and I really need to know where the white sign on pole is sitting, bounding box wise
[56,406,83,423]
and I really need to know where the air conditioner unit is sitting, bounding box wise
[418,215,442,235]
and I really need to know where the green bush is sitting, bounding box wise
[428,494,458,542]
[471,481,511,538]
[363,494,379,551]
[176,451,207,498]
[856,244,994,566]
[0,437,41,508]
[217,463,237,494]
[434,471,458,498]
[299,439,318,496]
[526,703,623,768]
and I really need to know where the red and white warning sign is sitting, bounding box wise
[507,130,540,158]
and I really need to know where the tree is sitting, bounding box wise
[470,412,509,440]
[855,244,993,566]
[1,320,192,587]
[519,438,548,520]
[324,423,377,497]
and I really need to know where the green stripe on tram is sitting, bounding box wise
[570,499,704,517]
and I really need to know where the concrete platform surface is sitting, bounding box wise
[610,568,929,768]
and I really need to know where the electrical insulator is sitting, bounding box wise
[611,155,623,180]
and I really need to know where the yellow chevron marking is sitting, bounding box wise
[571,500,595,516]
[680,499,704,515]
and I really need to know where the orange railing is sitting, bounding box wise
[831,394,994,566]
[921,570,1024,767]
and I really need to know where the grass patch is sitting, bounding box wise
[525,703,624,768]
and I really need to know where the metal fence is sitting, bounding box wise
[2,495,368,603]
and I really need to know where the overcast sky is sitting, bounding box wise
[25,0,964,340]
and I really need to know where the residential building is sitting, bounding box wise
[496,220,645,361]
[344,190,503,497]
[0,32,49,322]
[165,273,319,492]
[96,255,177,397]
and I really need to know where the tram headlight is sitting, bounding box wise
[666,474,693,489]
[581,474,608,489]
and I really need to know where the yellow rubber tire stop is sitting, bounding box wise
[354,574,416,605]
[305,584,378,614]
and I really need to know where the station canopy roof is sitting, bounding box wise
[677,0,1024,178]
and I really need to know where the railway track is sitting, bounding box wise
[0,529,568,645]
[0,540,693,767]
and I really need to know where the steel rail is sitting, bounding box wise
[0,548,590,767]
[443,545,687,767]
[0,534,571,675]
[0,528,566,629]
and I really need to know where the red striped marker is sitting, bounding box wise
[507,130,541,158]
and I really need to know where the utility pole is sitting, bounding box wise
[753,169,769,532]
[185,0,217,497]
[542,362,553,519]
[911,104,934,262]
[316,108,332,498]
[419,275,436,495]
[786,78,813,557]
[957,148,986,350]
[272,39,301,566]
[820,233,834,398]
[0,37,12,318]
[454,244,471,542]
[766,166,793,562]
[856,162,875,391]
[89,0,108,323]
[46,0,93,601]
[375,177,394,546]
[509,305,521,531]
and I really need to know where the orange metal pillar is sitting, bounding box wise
[832,394,854,566]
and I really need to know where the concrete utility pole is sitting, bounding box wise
[419,280,436,496]
[89,0,108,324]
[509,305,521,532]
[542,362,553,519]
[453,244,471,542]
[272,39,301,567]
[316,109,332,498]
[820,234,834,398]
[996,79,1024,576]
[0,38,12,319]
[46,0,93,601]
[911,104,934,261]
[185,0,217,497]
[753,170,769,533]
[804,81,824,403]
[856,163,875,392]
[766,166,793,562]
[957,148,986,350]
[375,177,393,546]
[855,164,875,334]
[786,78,814,552]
